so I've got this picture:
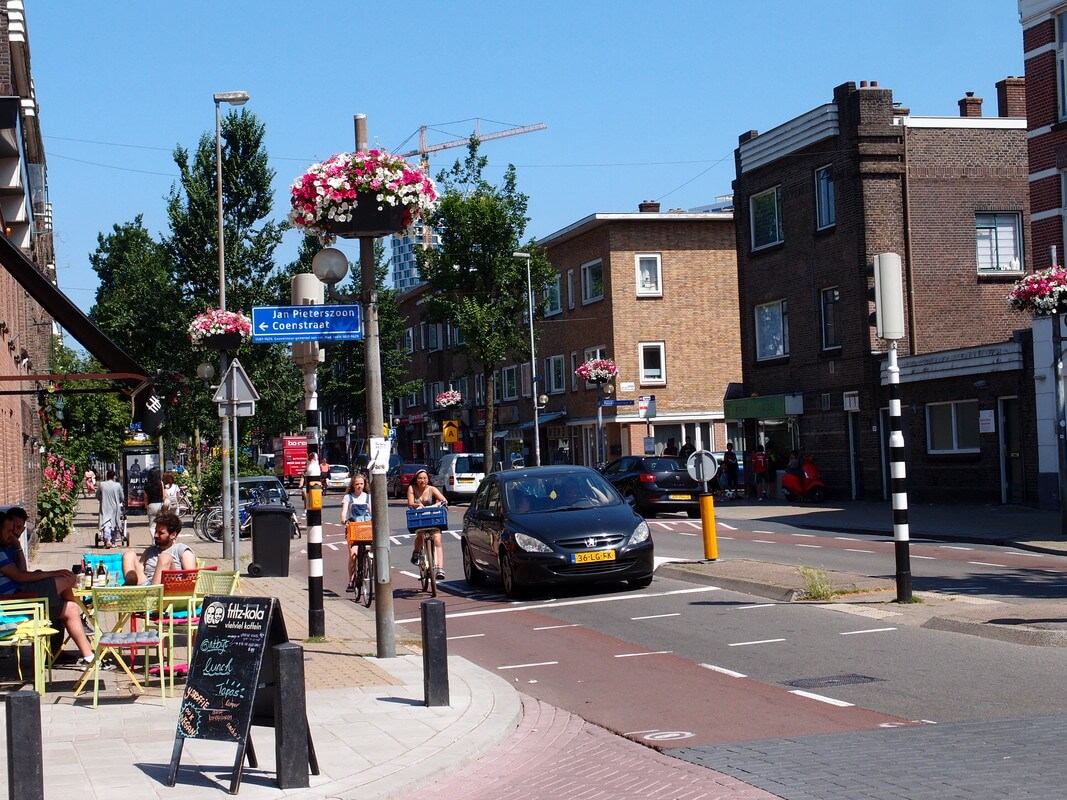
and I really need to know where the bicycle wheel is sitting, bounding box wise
[424,533,438,598]
[203,508,225,543]
[359,548,373,608]
[192,509,209,540]
[418,535,431,593]
[177,495,193,517]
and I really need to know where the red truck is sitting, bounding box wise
[274,436,308,487]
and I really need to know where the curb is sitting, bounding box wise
[922,616,1067,647]
[656,563,799,602]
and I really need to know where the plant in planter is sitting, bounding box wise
[1007,266,1067,316]
[37,452,78,543]
[188,309,252,351]
[288,149,438,243]
[575,358,619,384]
[435,389,464,409]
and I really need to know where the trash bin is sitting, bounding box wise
[248,504,296,577]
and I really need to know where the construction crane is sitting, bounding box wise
[400,119,547,173]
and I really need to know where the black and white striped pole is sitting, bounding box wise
[875,252,911,602]
[292,274,326,637]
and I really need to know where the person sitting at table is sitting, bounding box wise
[0,507,100,668]
[121,512,195,586]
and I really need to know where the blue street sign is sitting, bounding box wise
[599,399,636,407]
[251,305,364,343]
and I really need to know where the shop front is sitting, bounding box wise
[724,393,805,489]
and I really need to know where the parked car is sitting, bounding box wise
[236,475,291,506]
[461,465,654,598]
[600,456,702,518]
[325,464,351,491]
[387,462,430,499]
[433,453,486,502]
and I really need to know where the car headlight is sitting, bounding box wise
[514,532,552,553]
[630,520,651,544]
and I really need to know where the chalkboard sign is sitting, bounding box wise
[167,596,288,793]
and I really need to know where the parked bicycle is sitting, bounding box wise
[196,489,301,543]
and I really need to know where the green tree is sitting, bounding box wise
[416,140,554,463]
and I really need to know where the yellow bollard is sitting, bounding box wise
[700,493,718,561]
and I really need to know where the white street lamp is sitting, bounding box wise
[213,89,248,563]
[514,251,541,467]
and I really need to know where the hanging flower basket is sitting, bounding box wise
[189,309,252,351]
[1007,266,1067,316]
[288,149,438,245]
[435,389,464,409]
[575,358,618,384]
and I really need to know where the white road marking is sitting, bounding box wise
[325,542,340,551]
[615,650,673,658]
[447,633,485,640]
[941,545,973,551]
[398,570,420,579]
[752,540,774,544]
[630,613,681,621]
[497,661,558,670]
[654,556,687,569]
[700,663,746,678]
[790,533,816,537]
[393,585,722,624]
[968,561,1006,567]
[835,537,861,541]
[717,535,734,540]
[815,604,901,619]
[449,530,462,540]
[796,544,822,549]
[675,532,699,537]
[789,690,853,707]
[912,555,936,560]
[844,548,875,554]
[1014,552,1043,557]
[728,638,786,647]
[389,536,402,545]
[737,603,774,609]
[753,530,775,535]
[718,523,737,530]
[533,623,582,631]
[840,627,898,636]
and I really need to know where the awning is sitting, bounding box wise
[724,393,804,420]
[517,410,566,430]
[0,232,147,388]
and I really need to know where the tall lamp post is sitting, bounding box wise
[213,90,249,562]
[513,251,542,466]
[596,381,613,466]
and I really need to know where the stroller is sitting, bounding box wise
[94,509,128,549]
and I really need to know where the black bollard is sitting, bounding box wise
[7,690,43,800]
[421,599,449,707]
[273,642,310,789]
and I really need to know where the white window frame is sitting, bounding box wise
[457,376,469,404]
[638,342,666,386]
[403,327,415,354]
[406,391,418,409]
[452,322,465,346]
[544,274,563,316]
[821,287,841,350]
[580,259,604,304]
[750,186,783,251]
[635,253,662,297]
[570,351,579,392]
[567,269,575,310]
[815,165,835,230]
[975,212,1023,274]
[474,374,485,406]
[427,322,441,351]
[755,300,789,361]
[501,366,518,401]
[926,400,980,454]
[584,345,608,389]
[429,381,443,408]
[546,355,566,394]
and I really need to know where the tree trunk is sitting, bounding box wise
[483,366,496,470]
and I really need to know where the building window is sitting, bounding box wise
[406,391,418,409]
[567,269,575,310]
[427,323,440,351]
[750,186,783,250]
[474,374,485,406]
[926,400,980,454]
[581,260,604,304]
[639,342,666,385]
[570,352,579,392]
[755,300,788,360]
[429,381,443,408]
[501,366,518,401]
[545,274,562,316]
[404,328,415,354]
[821,287,840,350]
[975,213,1022,273]
[546,355,566,393]
[815,166,835,230]
[1059,12,1067,120]
[457,376,469,404]
[635,254,662,297]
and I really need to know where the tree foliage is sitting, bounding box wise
[416,140,555,462]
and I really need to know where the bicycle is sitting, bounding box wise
[346,520,374,607]
[406,506,448,598]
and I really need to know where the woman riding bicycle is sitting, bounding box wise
[407,469,447,581]
[342,474,372,593]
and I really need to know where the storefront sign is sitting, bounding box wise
[979,409,995,433]
[725,393,804,420]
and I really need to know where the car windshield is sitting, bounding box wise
[504,472,620,514]
[455,456,486,474]
[642,458,685,472]
[330,466,348,476]
[239,479,287,503]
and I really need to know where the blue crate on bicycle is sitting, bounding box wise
[406,506,448,532]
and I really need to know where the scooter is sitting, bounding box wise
[781,455,827,503]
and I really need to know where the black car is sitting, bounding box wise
[600,456,702,518]
[461,465,654,598]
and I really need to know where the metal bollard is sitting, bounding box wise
[700,493,719,561]
[7,690,43,800]
[421,599,449,706]
[274,642,310,789]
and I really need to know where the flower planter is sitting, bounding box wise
[203,332,243,351]
[326,193,406,239]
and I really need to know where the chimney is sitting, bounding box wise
[995,76,1026,117]
[638,200,660,213]
[958,91,983,118]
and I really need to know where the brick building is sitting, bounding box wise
[731,80,1035,504]
[393,205,741,469]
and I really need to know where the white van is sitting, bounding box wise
[433,453,487,501]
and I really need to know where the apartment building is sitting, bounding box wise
[732,80,1035,504]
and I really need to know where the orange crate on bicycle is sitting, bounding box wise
[345,521,373,545]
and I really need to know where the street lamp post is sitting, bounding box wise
[596,381,613,466]
[513,251,541,466]
[213,90,249,563]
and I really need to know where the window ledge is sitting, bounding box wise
[814,224,836,235]
[581,296,604,306]
[636,292,663,299]
[820,346,843,355]
[755,355,790,365]
[977,270,1025,281]
[639,380,666,387]
[751,240,785,254]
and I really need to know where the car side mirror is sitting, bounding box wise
[476,508,501,522]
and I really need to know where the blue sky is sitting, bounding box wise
[29,1,1024,314]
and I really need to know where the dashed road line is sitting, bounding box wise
[615,650,673,658]
[840,627,897,635]
[796,544,822,548]
[630,613,681,621]
[717,523,737,530]
[497,661,558,670]
[447,633,485,640]
[912,554,936,560]
[753,530,774,535]
[968,561,1006,567]
[699,663,746,678]
[835,536,861,541]
[844,548,875,554]
[533,623,581,631]
[789,689,853,707]
[737,603,775,609]
[752,540,774,544]
[728,638,786,647]
[790,533,816,537]
[941,545,973,551]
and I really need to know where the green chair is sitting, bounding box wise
[0,597,55,694]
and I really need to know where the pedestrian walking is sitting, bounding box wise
[96,469,124,548]
[751,444,771,501]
